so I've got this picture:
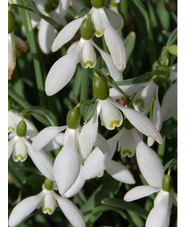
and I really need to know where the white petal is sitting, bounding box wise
[124,186,159,202]
[82,147,106,179]
[107,128,123,155]
[170,64,177,82]
[148,87,162,147]
[25,139,55,181]
[38,19,57,54]
[108,97,163,144]
[14,35,28,53]
[146,191,171,227]
[136,141,164,188]
[8,191,44,227]
[95,133,112,158]
[53,131,80,195]
[45,40,83,96]
[81,40,97,68]
[12,138,28,162]
[8,136,17,159]
[91,8,104,37]
[54,193,85,227]
[32,126,67,151]
[104,7,124,31]
[99,8,126,71]
[99,99,123,130]
[52,17,84,52]
[133,81,157,114]
[64,165,86,198]
[79,103,101,160]
[161,81,177,121]
[43,132,65,152]
[8,33,16,80]
[91,40,123,81]
[106,160,135,184]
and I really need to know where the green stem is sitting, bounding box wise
[17,0,46,107]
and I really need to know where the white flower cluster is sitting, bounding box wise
[8,0,177,227]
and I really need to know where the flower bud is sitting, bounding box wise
[8,11,15,33]
[93,75,109,100]
[80,18,94,40]
[91,0,105,8]
[162,175,172,192]
[66,109,81,129]
[16,120,27,137]
[44,178,53,191]
[151,65,170,86]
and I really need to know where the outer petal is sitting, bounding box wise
[148,87,162,146]
[51,17,84,52]
[99,8,126,71]
[82,147,106,179]
[8,136,17,159]
[32,126,67,151]
[108,97,163,144]
[25,139,55,181]
[45,40,83,96]
[8,191,45,227]
[38,19,57,54]
[14,35,28,53]
[124,185,159,202]
[43,132,65,152]
[91,40,123,81]
[81,40,97,68]
[146,191,171,227]
[53,130,80,195]
[104,7,124,31]
[161,81,177,121]
[99,99,123,130]
[8,33,16,80]
[54,193,85,227]
[136,141,164,188]
[106,160,135,184]
[79,102,101,160]
[64,165,86,198]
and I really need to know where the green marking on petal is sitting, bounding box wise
[110,1,119,7]
[44,208,53,214]
[135,98,145,110]
[8,126,15,131]
[84,60,94,68]
[15,154,24,161]
[94,29,102,36]
[109,120,120,129]
[121,150,133,157]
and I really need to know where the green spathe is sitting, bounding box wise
[16,120,27,137]
[66,108,81,129]
[81,18,94,40]
[8,11,15,33]
[91,0,105,8]
[93,75,109,100]
[162,175,172,192]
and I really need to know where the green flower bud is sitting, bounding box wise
[66,109,81,129]
[8,11,15,33]
[16,120,27,137]
[151,65,170,86]
[44,178,53,191]
[123,118,134,130]
[93,75,109,100]
[91,0,105,8]
[162,175,172,192]
[80,18,94,40]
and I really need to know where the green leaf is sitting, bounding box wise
[156,1,170,30]
[124,32,136,63]
[166,28,177,46]
[102,198,148,218]
[162,158,177,172]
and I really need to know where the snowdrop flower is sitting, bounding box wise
[90,0,126,71]
[32,108,83,195]
[9,179,85,227]
[8,33,28,80]
[46,15,122,96]
[8,119,54,181]
[79,74,162,160]
[124,141,177,227]
[81,134,135,185]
